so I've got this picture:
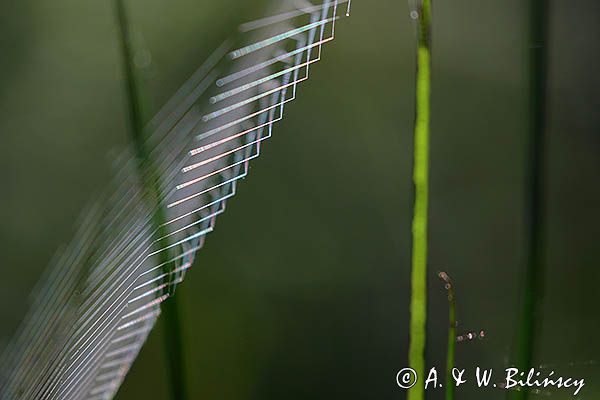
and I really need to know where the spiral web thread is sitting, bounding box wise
[0,1,351,399]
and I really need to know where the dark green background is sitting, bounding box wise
[0,1,598,399]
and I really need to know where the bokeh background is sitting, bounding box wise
[1,1,599,399]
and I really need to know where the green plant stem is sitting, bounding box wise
[446,296,455,400]
[114,1,187,399]
[438,272,455,400]
[408,2,431,400]
[510,2,549,400]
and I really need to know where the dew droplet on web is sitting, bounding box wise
[456,329,486,343]
[410,11,419,20]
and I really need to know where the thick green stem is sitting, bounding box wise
[510,2,548,400]
[114,1,187,399]
[408,2,431,400]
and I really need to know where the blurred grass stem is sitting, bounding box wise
[510,2,549,400]
[114,1,187,399]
